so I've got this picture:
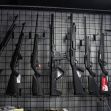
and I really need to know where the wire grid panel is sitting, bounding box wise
[0,7,110,111]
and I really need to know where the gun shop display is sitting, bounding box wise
[0,11,111,111]
[0,13,110,97]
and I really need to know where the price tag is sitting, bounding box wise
[17,74,21,83]
[77,71,81,78]
[101,75,108,92]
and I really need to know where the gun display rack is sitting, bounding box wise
[0,5,111,111]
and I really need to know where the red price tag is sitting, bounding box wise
[101,75,108,92]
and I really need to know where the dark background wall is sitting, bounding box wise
[0,0,111,10]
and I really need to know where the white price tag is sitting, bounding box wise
[17,74,21,83]
[102,85,108,91]
[77,71,81,78]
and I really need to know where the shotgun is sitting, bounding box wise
[84,16,99,95]
[67,13,85,95]
[31,13,43,96]
[6,22,25,96]
[98,15,109,95]
[49,14,64,96]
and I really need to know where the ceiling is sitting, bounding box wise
[1,0,111,10]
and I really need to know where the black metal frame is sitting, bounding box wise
[0,5,110,111]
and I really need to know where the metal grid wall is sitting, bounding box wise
[0,6,111,111]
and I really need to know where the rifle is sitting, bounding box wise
[67,13,85,95]
[49,14,64,96]
[0,15,18,55]
[93,16,110,111]
[31,13,43,96]
[84,16,99,95]
[6,23,25,96]
[98,15,109,95]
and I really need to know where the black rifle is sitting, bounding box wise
[67,13,85,95]
[31,14,43,96]
[98,16,108,76]
[84,16,99,95]
[94,16,110,111]
[98,15,109,95]
[0,15,18,55]
[6,23,25,96]
[49,14,64,96]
